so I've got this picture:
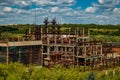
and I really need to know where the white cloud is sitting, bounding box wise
[21,1,28,6]
[90,0,120,14]
[96,15,109,19]
[16,9,31,14]
[31,0,75,6]
[98,0,120,6]
[0,12,4,15]
[85,7,96,13]
[0,0,75,9]
[51,7,59,12]
[68,0,74,3]
[98,0,104,4]
[3,7,12,12]
[51,7,71,13]
[0,0,120,24]
[35,0,52,6]
[113,8,120,13]
[13,0,30,7]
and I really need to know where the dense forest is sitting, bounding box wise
[0,24,120,42]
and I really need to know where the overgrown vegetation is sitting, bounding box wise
[0,24,120,42]
[0,63,119,80]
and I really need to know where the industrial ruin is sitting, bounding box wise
[0,18,120,71]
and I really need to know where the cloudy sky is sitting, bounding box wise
[0,0,120,24]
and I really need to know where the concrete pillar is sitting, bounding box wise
[6,43,9,65]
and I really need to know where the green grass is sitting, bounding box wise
[0,63,119,80]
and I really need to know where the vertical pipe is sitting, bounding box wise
[38,46,42,65]
[47,46,50,58]
[41,45,44,66]
[30,47,32,64]
[46,27,48,44]
[41,27,42,40]
[84,46,86,71]
[101,44,103,67]
[73,47,75,62]
[83,28,85,46]
[30,53,32,64]
[6,43,9,65]
[76,47,78,66]
[88,28,90,41]
[18,48,21,62]
[69,28,70,45]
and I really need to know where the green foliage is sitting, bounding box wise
[1,24,120,41]
[0,63,119,80]
[0,26,18,33]
[87,72,95,80]
[0,32,24,40]
[90,35,120,42]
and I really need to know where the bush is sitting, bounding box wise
[0,63,119,80]
[87,72,95,80]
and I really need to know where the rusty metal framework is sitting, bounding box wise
[41,18,120,70]
[0,18,120,71]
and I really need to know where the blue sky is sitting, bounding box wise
[0,0,120,25]
[73,0,97,9]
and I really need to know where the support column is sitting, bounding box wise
[29,47,32,64]
[6,43,9,65]
[18,49,21,62]
[100,45,103,66]
[38,47,42,65]
[47,46,50,58]
[41,45,44,66]
[84,46,86,71]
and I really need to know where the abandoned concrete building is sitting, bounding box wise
[0,18,120,70]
